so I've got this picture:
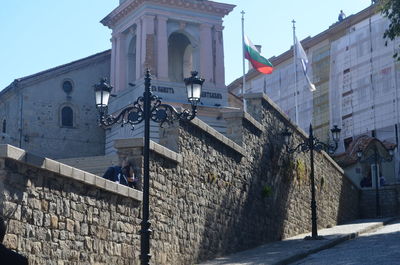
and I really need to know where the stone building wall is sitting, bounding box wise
[0,51,110,159]
[115,93,360,265]
[360,184,400,218]
[0,144,142,265]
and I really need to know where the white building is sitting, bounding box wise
[228,4,400,184]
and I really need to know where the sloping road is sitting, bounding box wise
[292,220,400,265]
[198,218,397,265]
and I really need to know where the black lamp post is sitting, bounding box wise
[282,124,341,240]
[94,69,204,265]
[356,145,394,217]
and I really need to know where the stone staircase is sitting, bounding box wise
[57,154,119,176]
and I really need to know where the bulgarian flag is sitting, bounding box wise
[244,35,274,74]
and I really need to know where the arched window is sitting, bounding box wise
[127,35,137,86]
[168,32,193,82]
[2,119,5,133]
[61,106,73,127]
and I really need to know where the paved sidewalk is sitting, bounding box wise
[198,217,397,265]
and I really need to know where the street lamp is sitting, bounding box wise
[282,123,341,239]
[94,69,204,265]
[94,78,113,113]
[356,144,394,217]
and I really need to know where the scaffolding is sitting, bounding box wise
[329,14,399,147]
[244,12,400,181]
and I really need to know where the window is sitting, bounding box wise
[62,80,73,94]
[2,119,5,133]
[61,106,73,127]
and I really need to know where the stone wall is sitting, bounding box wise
[360,184,400,218]
[0,92,360,265]
[114,93,360,264]
[0,144,142,265]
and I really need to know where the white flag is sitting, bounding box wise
[295,37,316,92]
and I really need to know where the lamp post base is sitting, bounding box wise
[304,235,325,240]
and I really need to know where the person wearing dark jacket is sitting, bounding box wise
[102,159,139,189]
[338,10,346,22]
[0,216,28,265]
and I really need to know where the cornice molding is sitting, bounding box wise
[101,0,235,29]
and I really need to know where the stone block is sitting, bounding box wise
[0,145,25,161]
[105,180,119,194]
[94,177,106,189]
[33,210,43,226]
[59,163,73,177]
[44,158,60,173]
[41,200,49,212]
[84,172,96,185]
[7,220,25,235]
[81,223,89,236]
[74,220,80,234]
[71,168,85,182]
[66,219,74,232]
[50,215,58,229]
[72,210,84,222]
[117,184,129,197]
[3,234,18,249]
[127,188,142,201]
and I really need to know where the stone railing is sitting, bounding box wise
[0,144,142,264]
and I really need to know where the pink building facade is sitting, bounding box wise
[101,0,235,153]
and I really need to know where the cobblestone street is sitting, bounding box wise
[293,220,400,265]
[198,218,399,265]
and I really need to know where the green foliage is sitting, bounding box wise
[261,185,273,198]
[295,159,307,184]
[381,0,400,58]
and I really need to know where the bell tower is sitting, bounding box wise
[101,0,235,107]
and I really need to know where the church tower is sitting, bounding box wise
[101,0,235,153]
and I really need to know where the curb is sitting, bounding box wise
[275,217,398,265]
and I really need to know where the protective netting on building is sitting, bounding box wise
[330,13,400,182]
[330,13,399,147]
[244,12,400,181]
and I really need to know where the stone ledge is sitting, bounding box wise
[243,112,265,132]
[223,110,265,133]
[114,138,183,163]
[0,144,142,202]
[190,118,246,156]
[244,92,344,175]
[244,92,306,136]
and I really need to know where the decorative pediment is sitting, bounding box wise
[101,0,235,28]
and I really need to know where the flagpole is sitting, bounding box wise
[292,19,299,125]
[241,10,247,111]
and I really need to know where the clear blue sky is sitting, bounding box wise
[0,0,373,90]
